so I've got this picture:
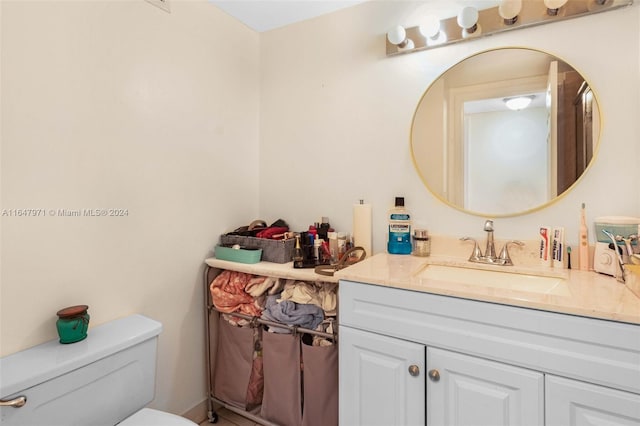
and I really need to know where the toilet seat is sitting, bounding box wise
[118,408,198,426]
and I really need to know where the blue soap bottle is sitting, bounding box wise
[387,197,412,255]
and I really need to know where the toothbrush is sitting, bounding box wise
[567,246,572,269]
[602,229,626,282]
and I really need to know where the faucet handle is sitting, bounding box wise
[460,237,483,261]
[497,240,524,266]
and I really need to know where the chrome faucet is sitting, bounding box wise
[461,220,523,266]
[483,220,497,260]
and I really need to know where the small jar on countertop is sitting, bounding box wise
[412,229,431,257]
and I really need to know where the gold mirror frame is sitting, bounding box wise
[410,47,602,218]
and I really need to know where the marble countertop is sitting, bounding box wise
[335,253,640,325]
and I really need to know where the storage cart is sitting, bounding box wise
[203,258,339,425]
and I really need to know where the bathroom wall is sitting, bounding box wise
[2,0,639,420]
[259,2,640,252]
[0,0,260,417]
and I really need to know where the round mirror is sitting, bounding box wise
[411,47,601,217]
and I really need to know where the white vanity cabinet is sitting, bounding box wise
[427,347,543,426]
[339,326,425,426]
[546,375,640,426]
[339,279,640,426]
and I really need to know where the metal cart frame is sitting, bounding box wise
[202,259,339,425]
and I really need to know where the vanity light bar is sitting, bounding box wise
[386,0,633,56]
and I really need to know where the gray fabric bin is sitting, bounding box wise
[220,235,295,263]
[301,337,338,426]
[212,317,263,410]
[260,330,302,426]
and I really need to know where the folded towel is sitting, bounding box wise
[278,281,338,316]
[245,276,276,297]
[210,270,262,317]
[261,294,324,333]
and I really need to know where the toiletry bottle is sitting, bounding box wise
[328,231,338,263]
[387,197,412,255]
[319,217,331,241]
[539,226,551,263]
[552,227,565,268]
[313,238,322,264]
[293,234,304,268]
[337,232,347,260]
[578,203,589,270]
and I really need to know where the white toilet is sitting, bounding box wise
[0,314,197,426]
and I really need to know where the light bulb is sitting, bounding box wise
[427,30,447,46]
[499,0,522,25]
[544,0,568,15]
[419,16,441,39]
[387,25,407,45]
[457,6,479,31]
[399,39,415,50]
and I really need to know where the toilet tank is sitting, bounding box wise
[0,315,162,426]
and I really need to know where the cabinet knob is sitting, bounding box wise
[408,365,420,377]
[428,369,440,382]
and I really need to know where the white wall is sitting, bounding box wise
[259,2,640,252]
[0,0,260,417]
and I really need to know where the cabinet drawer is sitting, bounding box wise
[339,280,640,394]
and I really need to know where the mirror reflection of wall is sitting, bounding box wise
[464,106,549,215]
[411,47,600,217]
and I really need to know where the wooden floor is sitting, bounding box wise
[198,407,261,426]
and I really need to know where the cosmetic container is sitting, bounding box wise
[328,232,338,263]
[293,235,304,268]
[337,232,347,260]
[412,229,431,257]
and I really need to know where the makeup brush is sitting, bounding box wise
[567,246,572,269]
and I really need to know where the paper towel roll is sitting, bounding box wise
[353,201,372,256]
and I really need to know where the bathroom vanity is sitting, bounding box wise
[335,253,640,426]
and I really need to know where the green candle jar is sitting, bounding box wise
[56,305,90,344]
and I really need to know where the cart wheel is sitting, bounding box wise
[209,412,219,424]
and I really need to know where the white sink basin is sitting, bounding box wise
[415,264,571,296]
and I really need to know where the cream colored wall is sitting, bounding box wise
[0,0,259,417]
[2,0,640,419]
[259,2,640,250]
[413,77,444,200]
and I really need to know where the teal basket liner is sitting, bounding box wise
[214,245,263,264]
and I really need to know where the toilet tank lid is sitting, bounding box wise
[0,314,162,398]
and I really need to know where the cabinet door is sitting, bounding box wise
[546,375,640,426]
[427,347,543,426]
[339,326,425,426]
